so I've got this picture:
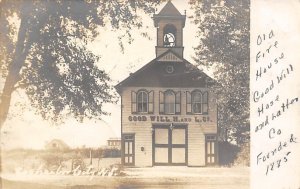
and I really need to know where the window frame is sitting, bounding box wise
[159,90,181,115]
[191,90,203,114]
[137,90,148,113]
[131,89,154,114]
[164,90,176,115]
[186,90,209,115]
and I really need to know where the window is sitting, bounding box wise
[131,90,154,114]
[137,91,148,113]
[186,90,208,114]
[192,91,202,113]
[160,90,181,114]
[165,65,174,74]
[163,24,176,47]
[165,90,175,114]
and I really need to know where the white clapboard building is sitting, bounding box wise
[115,1,218,167]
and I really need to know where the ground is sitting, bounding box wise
[1,166,249,189]
[1,154,249,189]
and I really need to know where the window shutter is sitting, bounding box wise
[175,91,181,114]
[148,91,154,113]
[159,91,164,114]
[186,91,191,114]
[203,91,208,114]
[131,91,137,113]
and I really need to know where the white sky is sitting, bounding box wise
[0,0,202,150]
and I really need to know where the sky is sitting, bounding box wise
[0,0,203,150]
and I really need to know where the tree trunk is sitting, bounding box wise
[0,16,28,129]
[0,74,17,128]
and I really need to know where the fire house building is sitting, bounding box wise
[115,1,218,167]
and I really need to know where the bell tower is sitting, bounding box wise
[153,1,186,58]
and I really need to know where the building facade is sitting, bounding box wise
[116,1,218,167]
[107,138,121,150]
[45,139,70,151]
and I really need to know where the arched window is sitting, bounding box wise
[159,90,181,114]
[163,24,176,47]
[137,91,148,113]
[164,90,175,114]
[192,91,202,114]
[131,90,154,114]
[186,90,208,114]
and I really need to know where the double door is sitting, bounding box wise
[153,124,187,165]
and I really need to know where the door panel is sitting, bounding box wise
[155,147,169,163]
[172,128,185,144]
[171,148,186,163]
[207,142,211,154]
[155,128,169,144]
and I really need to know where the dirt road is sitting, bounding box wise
[1,167,249,189]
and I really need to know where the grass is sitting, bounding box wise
[1,149,121,173]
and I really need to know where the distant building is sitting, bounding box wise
[45,139,70,151]
[107,138,121,150]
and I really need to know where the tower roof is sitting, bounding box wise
[153,1,186,27]
[157,1,182,16]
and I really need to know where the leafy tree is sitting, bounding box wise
[189,0,250,145]
[0,0,162,128]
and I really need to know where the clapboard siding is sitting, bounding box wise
[187,125,206,166]
[121,87,217,167]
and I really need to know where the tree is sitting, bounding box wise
[0,0,162,128]
[189,0,250,145]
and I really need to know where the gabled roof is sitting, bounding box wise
[157,1,182,16]
[115,49,215,93]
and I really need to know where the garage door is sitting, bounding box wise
[153,124,187,165]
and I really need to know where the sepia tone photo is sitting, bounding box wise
[0,0,250,188]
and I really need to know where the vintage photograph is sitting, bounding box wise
[0,0,250,188]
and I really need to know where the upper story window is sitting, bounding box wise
[159,90,181,115]
[131,90,154,114]
[186,90,208,114]
[164,90,175,114]
[163,24,176,47]
[137,91,148,113]
[192,91,202,113]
